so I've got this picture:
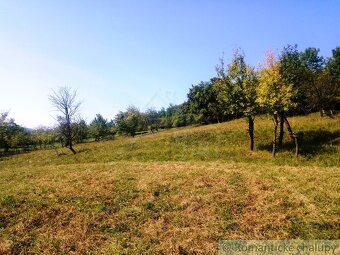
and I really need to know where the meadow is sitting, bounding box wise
[0,113,339,254]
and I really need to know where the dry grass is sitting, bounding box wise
[0,113,339,254]
[0,161,339,254]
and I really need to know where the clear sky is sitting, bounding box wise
[0,0,339,128]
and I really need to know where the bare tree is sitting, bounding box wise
[49,86,81,154]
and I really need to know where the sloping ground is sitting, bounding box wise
[0,113,339,254]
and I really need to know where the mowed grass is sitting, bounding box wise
[0,113,339,254]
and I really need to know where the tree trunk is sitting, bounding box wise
[284,117,299,158]
[272,113,278,157]
[278,111,285,148]
[67,137,76,154]
[247,116,254,151]
[320,109,324,117]
[69,144,77,154]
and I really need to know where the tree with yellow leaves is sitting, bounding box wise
[257,50,298,157]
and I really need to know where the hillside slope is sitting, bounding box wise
[0,113,339,254]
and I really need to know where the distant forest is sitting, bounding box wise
[1,45,339,156]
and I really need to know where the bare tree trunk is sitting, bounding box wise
[284,117,299,158]
[272,113,278,157]
[247,116,254,151]
[278,111,285,148]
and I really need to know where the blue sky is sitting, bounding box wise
[0,0,339,128]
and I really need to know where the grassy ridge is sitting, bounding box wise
[2,114,339,167]
[0,113,339,254]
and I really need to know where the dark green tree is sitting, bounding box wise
[89,114,110,141]
[187,81,224,124]
[299,47,327,115]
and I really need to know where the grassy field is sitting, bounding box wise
[0,113,339,254]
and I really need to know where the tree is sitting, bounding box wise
[73,119,88,143]
[49,86,81,154]
[187,80,224,124]
[257,50,298,156]
[305,69,339,116]
[145,108,160,132]
[0,112,30,155]
[327,47,340,81]
[279,44,307,114]
[299,47,327,115]
[325,47,340,113]
[114,106,144,137]
[214,50,259,151]
[31,127,55,149]
[89,114,110,141]
[0,112,10,153]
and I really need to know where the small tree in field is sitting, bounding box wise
[215,50,259,151]
[257,51,298,157]
[89,114,110,141]
[114,106,144,137]
[49,86,81,154]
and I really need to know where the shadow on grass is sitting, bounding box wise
[258,129,340,156]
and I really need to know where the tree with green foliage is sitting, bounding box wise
[279,44,307,114]
[327,47,340,80]
[115,106,144,137]
[0,112,30,154]
[31,127,56,149]
[73,119,88,143]
[325,47,340,113]
[145,108,160,132]
[89,114,110,141]
[299,47,328,116]
[214,50,259,151]
[187,80,224,124]
[257,50,298,156]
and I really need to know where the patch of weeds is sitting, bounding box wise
[152,184,171,197]
[29,216,43,228]
[227,172,244,186]
[142,201,154,210]
[50,237,62,253]
[114,223,130,233]
[1,195,21,208]
[227,172,249,196]
[101,222,130,234]
[289,217,339,239]
[217,202,239,231]
[153,190,160,197]
[289,217,311,238]
[289,217,337,239]
[119,207,146,222]
[56,195,76,204]
[41,186,57,194]
[0,216,8,228]
[10,234,37,254]
[100,223,116,234]
[28,198,49,210]
[90,201,108,213]
[279,196,299,210]
[111,175,140,211]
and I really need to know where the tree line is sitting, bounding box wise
[1,45,339,156]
